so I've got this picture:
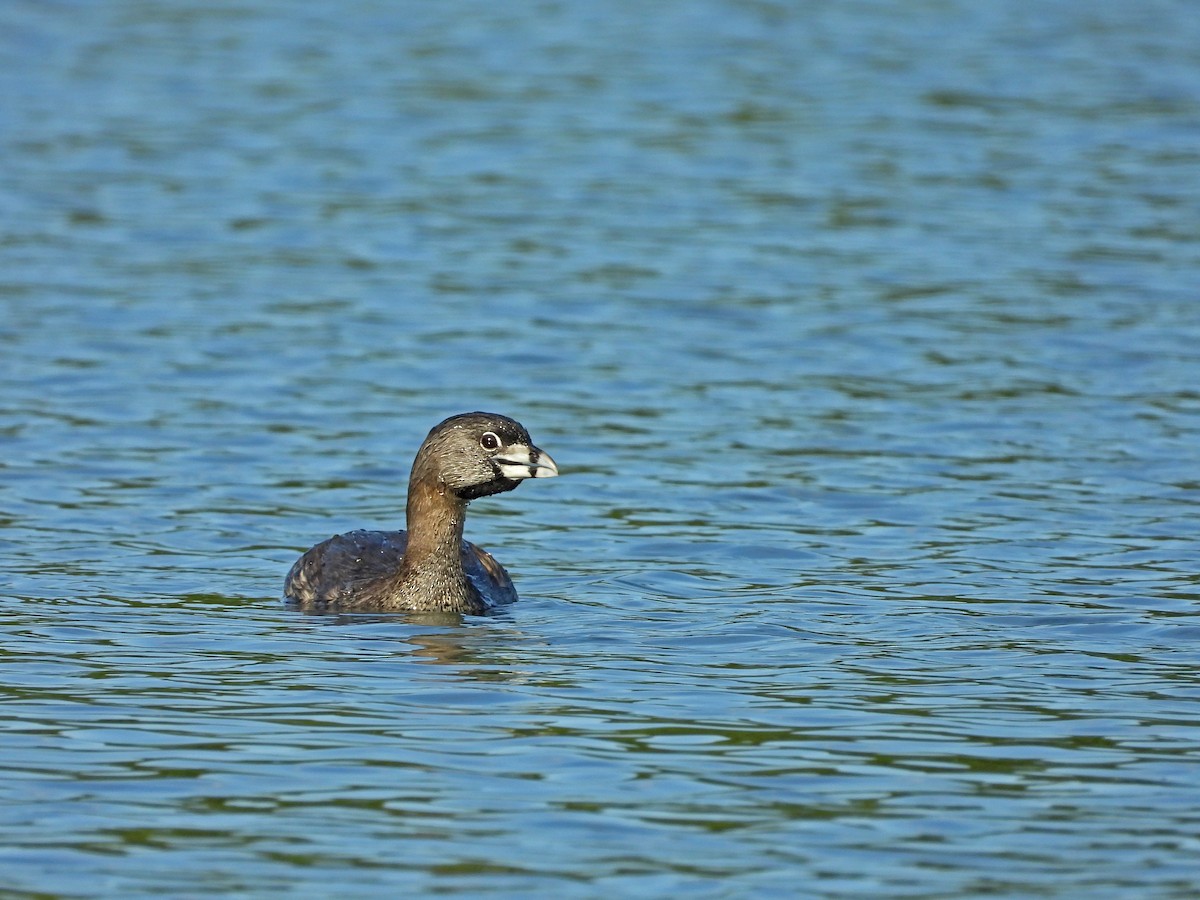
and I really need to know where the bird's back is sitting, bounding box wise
[283,528,517,610]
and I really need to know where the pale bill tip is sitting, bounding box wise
[496,445,558,480]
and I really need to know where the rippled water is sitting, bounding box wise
[3,0,1199,896]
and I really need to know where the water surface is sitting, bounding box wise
[2,0,1199,896]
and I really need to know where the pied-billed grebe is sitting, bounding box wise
[284,412,558,613]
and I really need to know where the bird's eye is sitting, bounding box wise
[480,431,501,451]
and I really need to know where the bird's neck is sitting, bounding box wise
[392,475,484,612]
[404,475,468,574]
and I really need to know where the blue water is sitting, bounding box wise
[2,0,1199,896]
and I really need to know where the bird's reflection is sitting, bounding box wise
[282,602,550,683]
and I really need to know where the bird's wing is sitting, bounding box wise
[462,541,518,606]
[284,529,408,605]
